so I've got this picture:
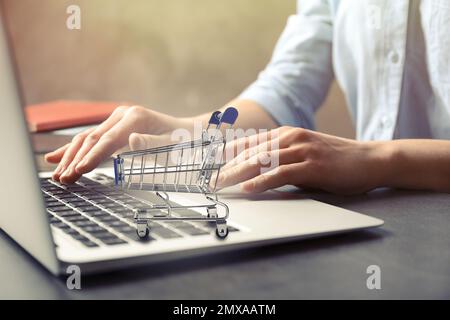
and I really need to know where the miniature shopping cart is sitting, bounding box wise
[113,107,238,239]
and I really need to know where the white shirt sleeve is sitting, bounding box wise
[239,0,334,129]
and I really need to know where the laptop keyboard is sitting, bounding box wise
[40,175,239,249]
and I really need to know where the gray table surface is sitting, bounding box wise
[1,186,450,300]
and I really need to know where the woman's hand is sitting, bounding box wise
[45,105,192,184]
[217,127,392,195]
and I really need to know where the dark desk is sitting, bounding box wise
[1,136,450,299]
[2,187,450,299]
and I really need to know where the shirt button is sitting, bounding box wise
[389,51,400,64]
[380,116,392,128]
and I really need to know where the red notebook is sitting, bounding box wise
[25,100,121,132]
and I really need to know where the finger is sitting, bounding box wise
[59,107,128,183]
[241,162,310,193]
[129,132,151,151]
[52,128,95,181]
[44,144,70,164]
[45,106,127,168]
[223,128,282,163]
[217,147,305,189]
[73,115,141,176]
[223,127,309,171]
[221,136,282,173]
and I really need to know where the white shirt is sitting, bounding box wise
[239,0,450,140]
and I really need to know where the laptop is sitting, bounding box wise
[0,5,383,275]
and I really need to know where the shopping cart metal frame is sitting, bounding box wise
[113,107,238,239]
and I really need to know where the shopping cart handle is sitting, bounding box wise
[113,157,121,185]
[220,107,239,125]
[208,111,222,125]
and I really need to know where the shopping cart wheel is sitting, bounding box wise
[137,224,150,238]
[215,220,229,239]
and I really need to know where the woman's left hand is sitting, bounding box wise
[217,127,391,195]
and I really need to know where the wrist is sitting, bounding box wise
[366,141,398,188]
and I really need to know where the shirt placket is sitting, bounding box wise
[377,0,410,140]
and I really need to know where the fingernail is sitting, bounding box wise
[134,135,145,150]
[60,166,73,179]
[52,166,63,180]
[129,133,142,151]
[55,164,63,174]
[216,173,225,186]
[241,181,255,193]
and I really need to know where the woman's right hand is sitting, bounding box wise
[45,105,192,184]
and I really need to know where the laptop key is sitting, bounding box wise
[115,225,136,233]
[164,221,191,228]
[49,217,61,224]
[84,195,106,201]
[64,215,89,222]
[172,210,203,218]
[102,203,126,210]
[83,211,106,218]
[74,191,94,197]
[112,207,134,215]
[106,221,129,228]
[49,206,73,212]
[73,220,98,228]
[177,226,210,236]
[65,184,85,190]
[65,198,84,203]
[121,199,141,205]
[92,186,110,192]
[51,190,71,196]
[87,211,109,218]
[152,227,182,239]
[53,210,80,218]
[113,195,131,201]
[71,233,90,242]
[104,191,125,197]
[81,240,99,248]
[45,201,64,208]
[96,215,120,223]
[79,205,100,212]
[92,198,113,204]
[72,202,95,208]
[57,194,78,200]
[43,186,62,192]
[190,221,211,229]
[82,225,108,234]
[52,222,69,229]
[101,238,128,246]
[61,228,80,235]
[92,232,120,240]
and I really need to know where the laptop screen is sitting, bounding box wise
[0,2,60,274]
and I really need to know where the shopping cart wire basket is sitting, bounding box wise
[113,107,239,239]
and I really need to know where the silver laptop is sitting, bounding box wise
[0,6,383,275]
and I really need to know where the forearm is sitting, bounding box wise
[376,140,450,193]
[190,99,278,130]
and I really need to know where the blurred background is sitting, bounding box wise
[3,0,354,138]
